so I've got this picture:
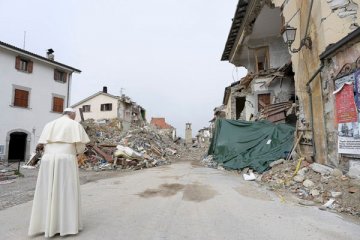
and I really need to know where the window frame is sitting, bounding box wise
[54,69,67,83]
[11,85,31,109]
[82,105,91,112]
[254,46,270,73]
[52,94,65,113]
[15,56,33,73]
[100,103,112,111]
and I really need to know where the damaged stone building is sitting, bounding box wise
[221,0,360,177]
[150,117,176,140]
[72,86,146,132]
[271,0,360,177]
[221,1,295,123]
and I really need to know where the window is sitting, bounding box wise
[53,97,64,113]
[82,105,91,112]
[54,70,67,83]
[20,59,28,71]
[100,103,112,111]
[14,89,29,108]
[15,56,33,73]
[254,47,269,72]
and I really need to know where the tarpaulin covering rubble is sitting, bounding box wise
[208,119,295,173]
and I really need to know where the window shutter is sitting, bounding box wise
[15,56,20,70]
[54,70,59,80]
[28,61,33,73]
[14,89,29,108]
[22,90,29,107]
[53,97,64,113]
[63,72,67,82]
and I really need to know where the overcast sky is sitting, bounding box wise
[0,0,247,136]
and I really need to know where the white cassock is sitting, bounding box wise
[28,115,90,237]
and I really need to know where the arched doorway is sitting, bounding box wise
[8,132,28,162]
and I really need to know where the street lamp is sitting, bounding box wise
[282,25,312,53]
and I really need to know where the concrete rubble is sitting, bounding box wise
[26,118,184,172]
[201,154,360,217]
[258,158,360,217]
[79,119,184,171]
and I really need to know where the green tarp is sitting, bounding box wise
[208,119,295,173]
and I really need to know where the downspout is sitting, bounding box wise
[305,63,324,159]
[67,72,72,107]
[304,0,314,39]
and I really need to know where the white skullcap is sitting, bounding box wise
[63,107,75,113]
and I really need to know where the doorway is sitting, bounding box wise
[235,97,246,120]
[8,132,27,161]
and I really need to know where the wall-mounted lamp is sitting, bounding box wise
[282,25,312,53]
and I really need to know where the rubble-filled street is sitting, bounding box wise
[1,147,360,240]
[1,121,183,211]
[1,0,360,239]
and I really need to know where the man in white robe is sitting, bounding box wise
[28,108,90,238]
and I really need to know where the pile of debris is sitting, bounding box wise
[256,158,360,216]
[257,102,295,123]
[81,118,123,145]
[202,152,360,216]
[78,120,181,171]
[201,155,218,169]
[25,119,182,172]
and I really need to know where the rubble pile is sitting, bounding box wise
[79,120,182,171]
[81,119,123,145]
[201,152,360,217]
[201,155,218,169]
[258,158,360,216]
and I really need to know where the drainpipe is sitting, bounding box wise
[67,72,72,107]
[305,63,324,159]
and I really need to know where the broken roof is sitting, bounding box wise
[150,118,173,129]
[221,0,249,61]
[0,40,81,73]
[239,62,293,88]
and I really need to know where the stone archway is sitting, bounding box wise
[6,129,31,162]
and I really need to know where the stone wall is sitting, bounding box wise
[321,42,360,167]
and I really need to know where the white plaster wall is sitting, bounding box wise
[245,94,256,120]
[249,77,294,115]
[225,97,232,119]
[268,37,291,69]
[237,37,291,73]
[73,93,118,122]
[272,78,295,102]
[0,47,70,160]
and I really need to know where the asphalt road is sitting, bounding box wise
[1,160,359,240]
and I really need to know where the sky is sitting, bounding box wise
[0,0,247,137]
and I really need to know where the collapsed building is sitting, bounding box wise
[150,117,176,140]
[71,86,146,132]
[202,0,360,216]
[219,0,360,177]
[221,2,295,124]
[196,127,211,147]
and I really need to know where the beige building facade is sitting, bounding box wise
[272,0,360,166]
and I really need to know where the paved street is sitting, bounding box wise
[1,160,359,240]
